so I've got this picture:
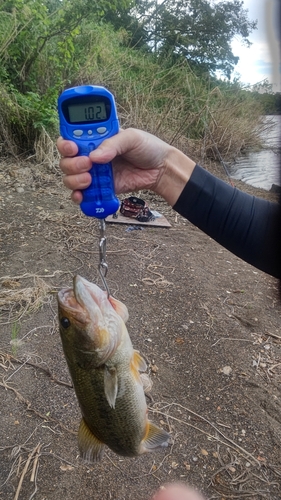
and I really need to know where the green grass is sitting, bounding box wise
[10,322,21,356]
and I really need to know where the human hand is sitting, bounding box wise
[57,128,195,207]
[153,484,205,500]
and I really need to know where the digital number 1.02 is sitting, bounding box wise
[84,105,105,121]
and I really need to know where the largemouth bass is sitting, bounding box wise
[58,276,169,462]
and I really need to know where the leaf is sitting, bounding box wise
[60,464,74,471]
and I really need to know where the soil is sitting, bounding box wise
[0,158,281,500]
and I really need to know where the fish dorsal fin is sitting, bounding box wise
[78,418,105,462]
[141,422,170,452]
[104,365,118,408]
[108,296,129,323]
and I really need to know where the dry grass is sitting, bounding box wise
[0,274,53,324]
[73,28,265,162]
[34,127,60,170]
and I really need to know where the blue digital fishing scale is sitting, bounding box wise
[58,85,120,218]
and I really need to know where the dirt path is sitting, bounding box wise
[0,160,280,499]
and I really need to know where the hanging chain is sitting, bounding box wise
[98,219,110,297]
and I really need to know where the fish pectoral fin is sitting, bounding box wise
[104,365,118,408]
[140,372,153,393]
[141,422,170,452]
[108,296,129,323]
[133,350,147,372]
[78,418,105,463]
[130,351,150,386]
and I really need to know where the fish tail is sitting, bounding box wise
[140,421,170,453]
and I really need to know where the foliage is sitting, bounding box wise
[0,0,272,159]
[108,0,257,78]
[252,92,281,115]
[0,0,131,91]
[250,80,281,115]
[0,0,131,154]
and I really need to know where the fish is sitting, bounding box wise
[57,275,170,462]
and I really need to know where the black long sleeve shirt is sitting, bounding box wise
[173,165,281,279]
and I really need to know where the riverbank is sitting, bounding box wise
[207,159,279,201]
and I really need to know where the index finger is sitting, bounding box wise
[57,136,79,157]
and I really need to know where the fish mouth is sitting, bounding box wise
[57,276,113,327]
[57,286,89,324]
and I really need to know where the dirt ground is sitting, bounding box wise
[0,157,281,500]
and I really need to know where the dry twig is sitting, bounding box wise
[150,402,260,466]
[13,443,40,500]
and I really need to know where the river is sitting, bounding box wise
[229,115,281,191]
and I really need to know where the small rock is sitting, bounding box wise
[222,366,232,376]
[16,187,24,193]
[270,183,281,193]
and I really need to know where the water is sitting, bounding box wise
[229,115,281,191]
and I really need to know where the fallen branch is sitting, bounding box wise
[13,443,40,500]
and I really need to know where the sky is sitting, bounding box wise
[230,0,280,90]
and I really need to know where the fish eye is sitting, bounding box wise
[60,317,70,329]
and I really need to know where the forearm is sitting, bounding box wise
[156,147,196,206]
[173,164,281,279]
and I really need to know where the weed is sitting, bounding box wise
[10,322,21,356]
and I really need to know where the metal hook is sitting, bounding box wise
[98,219,110,297]
[98,263,110,297]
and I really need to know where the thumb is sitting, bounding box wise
[89,129,128,164]
[153,484,205,500]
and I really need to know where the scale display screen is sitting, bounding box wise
[67,101,107,123]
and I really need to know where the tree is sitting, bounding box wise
[124,0,257,78]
